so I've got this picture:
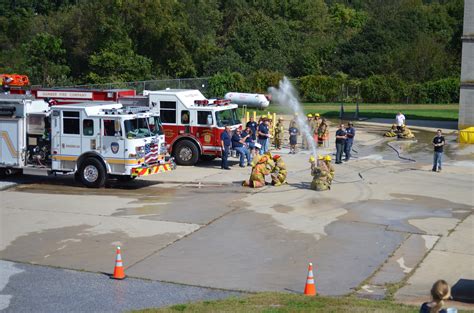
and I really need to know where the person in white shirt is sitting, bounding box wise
[395,112,406,132]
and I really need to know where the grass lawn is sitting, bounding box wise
[246,103,459,121]
[131,292,473,313]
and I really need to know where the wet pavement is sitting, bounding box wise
[0,122,473,311]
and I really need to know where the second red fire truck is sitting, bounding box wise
[121,89,242,165]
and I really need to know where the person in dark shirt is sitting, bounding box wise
[220,126,232,170]
[232,128,251,167]
[344,122,356,161]
[288,122,299,154]
[257,119,270,155]
[335,124,347,164]
[246,117,258,141]
[432,129,445,172]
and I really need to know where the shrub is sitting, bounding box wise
[206,71,249,98]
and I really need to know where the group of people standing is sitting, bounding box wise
[220,116,276,170]
[335,122,356,164]
[288,113,330,153]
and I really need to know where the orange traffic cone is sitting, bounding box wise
[304,262,317,296]
[111,246,126,280]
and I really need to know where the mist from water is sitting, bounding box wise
[269,77,317,156]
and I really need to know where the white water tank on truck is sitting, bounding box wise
[224,92,270,109]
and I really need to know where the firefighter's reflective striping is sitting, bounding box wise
[1,131,18,157]
[131,163,173,177]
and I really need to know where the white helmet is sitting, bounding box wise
[254,143,262,149]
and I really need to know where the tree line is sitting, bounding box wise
[0,0,463,103]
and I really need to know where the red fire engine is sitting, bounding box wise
[120,89,242,165]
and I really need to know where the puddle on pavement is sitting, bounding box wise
[340,193,472,233]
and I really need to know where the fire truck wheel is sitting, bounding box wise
[78,158,106,188]
[174,140,199,166]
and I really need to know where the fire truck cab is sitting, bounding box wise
[121,89,242,165]
[0,95,174,187]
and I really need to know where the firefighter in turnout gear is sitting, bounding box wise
[399,125,415,139]
[384,124,398,137]
[324,155,335,184]
[271,154,287,186]
[242,152,275,188]
[310,155,331,191]
[274,117,284,149]
[302,114,312,149]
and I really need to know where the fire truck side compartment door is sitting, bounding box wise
[0,118,23,166]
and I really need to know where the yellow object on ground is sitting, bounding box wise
[459,127,474,144]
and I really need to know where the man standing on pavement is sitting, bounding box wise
[232,128,252,167]
[220,126,232,170]
[432,129,445,172]
[344,122,356,161]
[246,116,258,141]
[258,118,271,155]
[335,124,347,164]
[396,112,406,132]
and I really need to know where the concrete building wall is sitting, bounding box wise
[459,0,474,129]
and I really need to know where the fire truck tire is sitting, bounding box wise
[174,140,200,166]
[78,157,106,188]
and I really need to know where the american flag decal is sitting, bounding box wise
[144,143,158,164]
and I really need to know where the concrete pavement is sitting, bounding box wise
[1,122,473,311]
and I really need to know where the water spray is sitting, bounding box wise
[269,77,317,157]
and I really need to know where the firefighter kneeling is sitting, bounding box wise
[271,154,287,186]
[242,146,275,188]
[398,124,415,139]
[384,124,398,137]
[309,155,332,191]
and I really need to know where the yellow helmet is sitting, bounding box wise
[318,154,324,160]
[309,156,315,163]
[265,151,272,159]
[315,113,320,117]
[307,113,313,118]
[324,155,332,161]
[261,115,267,119]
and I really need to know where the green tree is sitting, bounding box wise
[86,39,152,83]
[21,32,70,85]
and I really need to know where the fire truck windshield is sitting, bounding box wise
[124,116,163,139]
[215,108,239,127]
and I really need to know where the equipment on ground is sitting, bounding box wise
[304,263,317,296]
[111,246,126,280]
[0,95,173,187]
